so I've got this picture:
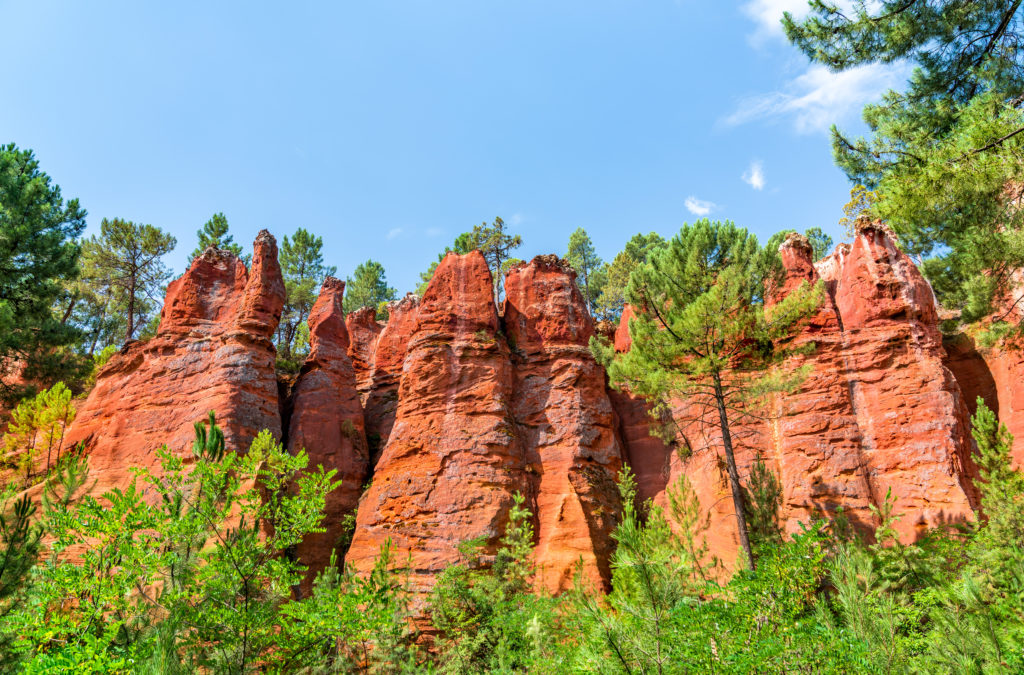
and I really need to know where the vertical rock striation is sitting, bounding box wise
[64,231,285,494]
[287,277,369,583]
[346,252,521,594]
[361,294,420,465]
[345,306,383,404]
[614,225,981,569]
[504,255,624,592]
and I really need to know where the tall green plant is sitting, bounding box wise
[594,219,822,569]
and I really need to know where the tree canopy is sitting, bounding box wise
[594,219,822,568]
[0,144,87,401]
[277,228,335,361]
[566,227,604,315]
[784,1,1024,323]
[84,218,176,344]
[344,259,396,317]
[189,212,245,264]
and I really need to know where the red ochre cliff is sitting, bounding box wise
[61,225,1023,591]
[64,231,285,496]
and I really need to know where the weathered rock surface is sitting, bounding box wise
[287,277,369,582]
[64,232,285,494]
[346,252,522,594]
[345,306,383,403]
[504,255,623,592]
[360,294,420,465]
[943,272,1024,470]
[615,225,981,570]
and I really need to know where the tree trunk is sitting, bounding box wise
[713,371,756,570]
[126,270,137,344]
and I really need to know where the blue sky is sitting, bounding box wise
[1,1,907,295]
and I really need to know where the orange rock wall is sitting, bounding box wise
[62,225,1024,591]
[288,277,369,581]
[64,232,285,496]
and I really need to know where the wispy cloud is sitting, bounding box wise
[740,0,808,44]
[742,161,765,190]
[508,213,524,226]
[425,227,443,237]
[386,227,403,240]
[685,196,716,217]
[723,62,907,134]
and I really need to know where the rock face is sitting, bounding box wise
[613,226,981,570]
[504,256,623,592]
[345,306,383,402]
[943,272,1024,470]
[287,277,369,582]
[360,295,420,465]
[64,231,285,494]
[58,222,1023,592]
[346,252,522,593]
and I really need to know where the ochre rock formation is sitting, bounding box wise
[55,221,1024,592]
[612,226,981,571]
[346,252,522,594]
[504,255,623,593]
[943,271,1024,469]
[287,277,369,582]
[345,306,382,402]
[64,231,285,494]
[360,294,420,465]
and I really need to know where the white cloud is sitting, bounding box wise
[386,227,403,240]
[741,0,875,44]
[741,0,808,44]
[742,161,765,190]
[425,227,443,237]
[724,62,908,134]
[685,196,716,217]
[508,213,524,226]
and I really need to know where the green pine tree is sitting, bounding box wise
[344,259,396,316]
[277,227,336,360]
[593,220,822,569]
[566,227,605,314]
[84,218,176,343]
[188,212,246,264]
[783,2,1024,324]
[0,144,88,402]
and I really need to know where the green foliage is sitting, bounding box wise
[344,259,397,317]
[573,470,864,673]
[0,143,87,402]
[566,227,604,314]
[839,184,880,238]
[430,492,563,673]
[189,212,246,264]
[82,217,177,344]
[804,226,834,260]
[2,382,77,481]
[784,2,1024,324]
[595,219,823,569]
[278,227,336,360]
[593,232,665,321]
[743,454,783,550]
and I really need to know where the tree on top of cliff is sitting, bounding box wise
[188,212,247,265]
[566,227,605,316]
[416,218,523,300]
[0,144,87,402]
[593,232,665,321]
[278,228,336,361]
[344,259,396,318]
[784,1,1024,324]
[764,227,833,262]
[84,218,176,344]
[593,219,823,570]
